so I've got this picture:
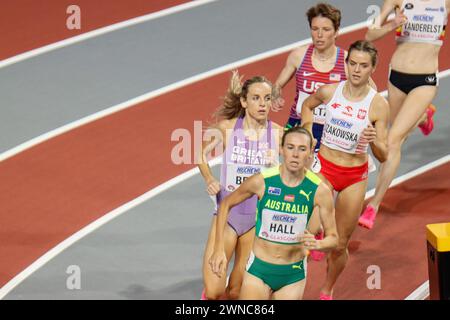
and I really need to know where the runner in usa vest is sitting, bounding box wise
[362,0,449,229]
[273,3,347,152]
[290,45,346,131]
[272,3,350,264]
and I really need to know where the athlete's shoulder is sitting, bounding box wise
[305,169,322,186]
[317,82,340,98]
[343,49,348,60]
[271,121,284,131]
[373,92,389,109]
[261,165,280,179]
[288,45,309,65]
[314,178,333,202]
[370,93,389,121]
[217,118,237,131]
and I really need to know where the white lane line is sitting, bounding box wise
[405,281,430,300]
[0,0,218,70]
[366,155,450,199]
[0,20,368,163]
[1,154,448,299]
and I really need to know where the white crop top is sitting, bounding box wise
[396,0,448,46]
[321,81,377,154]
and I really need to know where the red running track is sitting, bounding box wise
[0,0,190,60]
[0,27,449,297]
[304,162,450,299]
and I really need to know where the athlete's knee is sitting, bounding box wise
[226,285,241,300]
[204,284,226,300]
[387,131,405,149]
[330,243,349,258]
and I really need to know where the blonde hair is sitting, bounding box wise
[214,70,273,121]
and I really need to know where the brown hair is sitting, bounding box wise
[214,70,273,121]
[282,125,313,149]
[306,3,341,31]
[346,40,378,66]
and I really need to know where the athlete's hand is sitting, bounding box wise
[391,7,407,30]
[360,124,377,144]
[206,178,221,196]
[299,230,321,250]
[209,251,227,278]
[271,97,285,112]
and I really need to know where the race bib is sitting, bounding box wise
[295,91,326,124]
[258,209,307,244]
[225,163,261,192]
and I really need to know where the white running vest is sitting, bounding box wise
[396,0,448,46]
[321,81,377,154]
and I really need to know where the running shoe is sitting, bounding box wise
[310,231,326,261]
[358,205,377,229]
[418,104,436,136]
[319,292,333,300]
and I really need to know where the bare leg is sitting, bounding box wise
[271,279,307,300]
[239,272,272,300]
[321,179,368,296]
[367,86,437,211]
[202,216,238,300]
[226,228,255,300]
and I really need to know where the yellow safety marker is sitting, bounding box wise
[426,222,450,300]
[426,223,450,252]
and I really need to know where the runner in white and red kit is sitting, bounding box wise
[301,40,389,300]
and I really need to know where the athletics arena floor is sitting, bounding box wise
[0,0,449,300]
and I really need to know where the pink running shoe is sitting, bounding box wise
[310,231,326,261]
[418,104,436,136]
[358,205,377,229]
[200,289,208,300]
[319,292,333,300]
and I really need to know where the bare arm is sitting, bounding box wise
[301,183,338,252]
[366,0,406,42]
[209,174,265,277]
[197,121,228,195]
[369,95,390,162]
[300,84,335,134]
[272,47,306,111]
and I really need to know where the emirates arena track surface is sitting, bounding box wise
[0,0,449,299]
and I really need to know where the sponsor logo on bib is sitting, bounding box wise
[405,3,414,10]
[413,15,434,22]
[330,118,353,129]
